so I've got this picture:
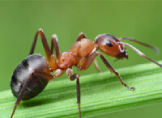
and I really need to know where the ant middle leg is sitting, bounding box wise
[49,35,60,71]
[51,34,60,59]
[66,68,81,118]
[93,58,102,72]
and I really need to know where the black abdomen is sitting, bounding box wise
[10,54,49,100]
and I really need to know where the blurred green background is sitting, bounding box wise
[0,1,162,118]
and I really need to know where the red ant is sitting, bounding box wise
[10,29,162,118]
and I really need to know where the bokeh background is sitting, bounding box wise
[0,1,162,118]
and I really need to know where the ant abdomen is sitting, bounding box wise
[10,54,49,100]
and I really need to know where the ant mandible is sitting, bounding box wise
[10,29,162,118]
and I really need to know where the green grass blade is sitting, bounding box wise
[0,61,162,118]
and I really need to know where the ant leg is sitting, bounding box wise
[70,33,86,56]
[51,34,60,59]
[121,42,162,67]
[29,29,51,63]
[10,70,54,118]
[53,69,64,77]
[97,52,135,90]
[77,48,98,70]
[94,58,102,72]
[77,51,135,90]
[50,55,59,71]
[10,75,31,118]
[33,70,54,80]
[66,68,81,118]
[76,32,86,42]
[75,33,101,72]
[119,37,159,54]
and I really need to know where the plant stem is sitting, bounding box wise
[0,61,162,118]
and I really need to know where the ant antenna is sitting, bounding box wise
[120,42,162,67]
[119,37,160,54]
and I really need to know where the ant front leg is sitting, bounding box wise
[77,50,135,90]
[29,29,51,63]
[66,68,81,118]
[75,33,102,72]
[98,52,135,90]
[75,32,86,42]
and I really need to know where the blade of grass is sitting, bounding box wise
[0,61,162,118]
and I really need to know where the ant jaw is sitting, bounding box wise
[115,51,128,59]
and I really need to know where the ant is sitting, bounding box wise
[10,29,162,118]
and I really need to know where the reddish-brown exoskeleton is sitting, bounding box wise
[10,29,162,118]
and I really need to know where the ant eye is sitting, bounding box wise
[106,41,113,47]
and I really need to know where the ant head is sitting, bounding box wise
[95,34,128,59]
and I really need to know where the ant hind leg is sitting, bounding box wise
[29,29,51,63]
